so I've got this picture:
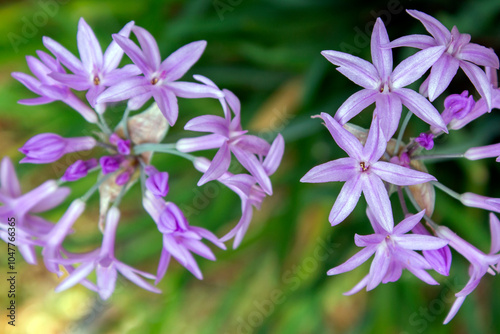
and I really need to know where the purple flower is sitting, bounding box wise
[441,91,475,124]
[0,157,70,264]
[301,113,436,231]
[388,10,499,108]
[19,133,96,164]
[415,133,434,150]
[99,155,124,174]
[43,19,139,112]
[435,217,500,324]
[321,18,447,139]
[62,158,98,182]
[142,191,226,281]
[449,67,500,130]
[109,133,131,155]
[177,89,273,194]
[115,170,132,186]
[11,51,98,123]
[41,199,85,276]
[146,171,169,198]
[193,134,283,248]
[464,143,500,162]
[412,221,452,276]
[54,207,161,299]
[328,210,448,294]
[460,192,500,214]
[97,26,222,126]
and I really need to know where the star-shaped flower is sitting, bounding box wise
[328,209,448,294]
[322,18,447,139]
[301,112,436,231]
[97,26,222,126]
[387,10,499,108]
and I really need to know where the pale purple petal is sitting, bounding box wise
[166,81,223,99]
[366,245,390,290]
[97,76,151,103]
[375,94,402,140]
[153,87,178,126]
[460,61,493,110]
[395,235,448,250]
[321,50,379,88]
[362,115,386,162]
[328,174,363,226]
[103,21,135,72]
[354,233,385,247]
[459,43,500,68]
[54,261,96,293]
[103,64,141,86]
[361,175,393,233]
[189,226,226,250]
[176,134,227,153]
[406,10,451,45]
[77,18,103,72]
[394,88,447,132]
[427,54,460,101]
[184,115,229,136]
[132,26,161,70]
[96,264,117,300]
[371,161,436,186]
[263,134,284,176]
[42,36,83,74]
[162,41,207,81]
[443,296,466,324]
[489,213,500,254]
[0,157,22,197]
[115,262,161,293]
[321,112,363,160]
[343,275,369,295]
[327,245,377,275]
[371,18,392,80]
[30,187,70,213]
[231,146,272,195]
[465,143,500,160]
[394,211,426,234]
[391,46,446,89]
[386,34,438,49]
[112,33,151,74]
[183,238,216,260]
[300,157,356,183]
[155,250,171,284]
[334,89,378,125]
[49,72,90,90]
[198,142,231,185]
[236,135,271,156]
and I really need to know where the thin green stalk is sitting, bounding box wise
[431,181,461,201]
[394,111,412,154]
[134,143,196,161]
[98,113,112,136]
[81,173,113,202]
[412,153,465,161]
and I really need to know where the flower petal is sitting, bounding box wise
[371,161,436,186]
[231,146,273,195]
[328,174,363,226]
[321,50,379,89]
[162,41,207,81]
[394,88,447,133]
[77,18,103,73]
[460,43,499,68]
[361,174,393,233]
[152,87,178,126]
[198,141,231,185]
[460,61,493,110]
[263,134,284,176]
[184,115,229,136]
[321,112,363,160]
[327,245,377,275]
[300,157,356,183]
[391,46,446,89]
[176,134,227,153]
[42,36,83,74]
[386,34,438,49]
[0,157,22,198]
[406,10,450,45]
[103,21,135,72]
[427,54,460,101]
[334,89,378,125]
[132,26,161,70]
[371,18,393,81]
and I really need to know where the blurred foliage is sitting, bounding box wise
[1,0,500,333]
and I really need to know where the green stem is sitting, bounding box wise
[412,153,465,161]
[134,144,196,161]
[403,186,440,230]
[394,111,412,154]
[120,107,132,139]
[432,181,461,201]
[98,113,112,136]
[81,173,113,202]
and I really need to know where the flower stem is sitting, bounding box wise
[397,187,409,215]
[98,113,112,136]
[134,144,196,161]
[412,153,465,160]
[431,181,461,201]
[81,173,113,202]
[120,107,132,140]
[403,186,440,230]
[394,110,412,154]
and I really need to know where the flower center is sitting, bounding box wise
[151,77,159,85]
[93,75,100,85]
[360,161,369,172]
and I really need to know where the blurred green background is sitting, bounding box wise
[1,0,500,333]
